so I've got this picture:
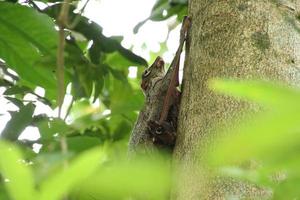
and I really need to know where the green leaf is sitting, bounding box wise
[0,141,36,200]
[1,103,35,141]
[134,0,187,33]
[38,147,105,200]
[0,2,58,99]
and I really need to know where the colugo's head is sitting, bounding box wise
[141,56,165,92]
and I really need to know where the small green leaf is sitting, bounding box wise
[4,85,30,95]
[1,103,35,141]
[0,141,36,200]
[134,0,187,33]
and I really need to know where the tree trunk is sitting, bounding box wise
[172,0,300,199]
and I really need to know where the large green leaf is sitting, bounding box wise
[0,2,58,99]
[0,141,37,200]
[1,103,35,141]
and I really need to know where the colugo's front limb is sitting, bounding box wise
[159,16,191,123]
[146,17,191,149]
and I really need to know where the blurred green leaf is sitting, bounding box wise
[273,177,300,200]
[71,159,171,199]
[207,79,300,168]
[0,141,37,200]
[38,147,105,200]
[0,184,10,200]
[1,103,35,141]
[218,166,272,186]
[209,79,300,110]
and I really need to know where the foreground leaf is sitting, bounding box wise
[0,141,36,200]
[71,159,171,199]
[38,147,105,200]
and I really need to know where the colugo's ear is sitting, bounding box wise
[154,56,164,68]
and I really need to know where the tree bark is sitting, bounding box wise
[172,0,300,199]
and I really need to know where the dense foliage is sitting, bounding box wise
[1,0,300,199]
[0,0,187,199]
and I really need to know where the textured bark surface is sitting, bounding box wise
[172,0,300,199]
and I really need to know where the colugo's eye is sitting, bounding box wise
[156,126,163,135]
[142,69,151,78]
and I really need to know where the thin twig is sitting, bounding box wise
[63,96,74,121]
[56,0,70,118]
[56,0,71,184]
[68,0,91,29]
